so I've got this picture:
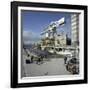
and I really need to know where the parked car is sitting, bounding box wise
[65,57,79,74]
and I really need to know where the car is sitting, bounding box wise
[65,57,79,74]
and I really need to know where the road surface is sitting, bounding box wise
[21,57,71,77]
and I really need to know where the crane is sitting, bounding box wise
[41,17,65,38]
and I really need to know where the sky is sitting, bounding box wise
[21,10,73,45]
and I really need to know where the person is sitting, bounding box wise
[40,55,44,64]
[36,57,41,65]
[30,56,34,63]
[64,56,67,64]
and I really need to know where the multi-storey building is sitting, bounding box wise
[71,14,79,46]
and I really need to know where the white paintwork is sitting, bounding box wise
[45,33,49,37]
[48,50,55,53]
[56,51,72,56]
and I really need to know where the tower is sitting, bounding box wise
[71,14,79,46]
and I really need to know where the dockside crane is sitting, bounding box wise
[41,17,65,38]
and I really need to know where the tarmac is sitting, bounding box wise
[21,56,71,77]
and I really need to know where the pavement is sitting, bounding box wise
[21,56,71,77]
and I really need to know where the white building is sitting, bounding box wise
[71,14,79,46]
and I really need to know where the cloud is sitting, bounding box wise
[23,30,40,45]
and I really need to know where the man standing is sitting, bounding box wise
[31,56,33,63]
[64,56,67,64]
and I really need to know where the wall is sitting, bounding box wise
[0,0,89,90]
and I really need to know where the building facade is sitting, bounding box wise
[40,33,67,50]
[71,14,79,46]
[55,33,67,47]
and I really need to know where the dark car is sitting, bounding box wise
[66,58,79,74]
